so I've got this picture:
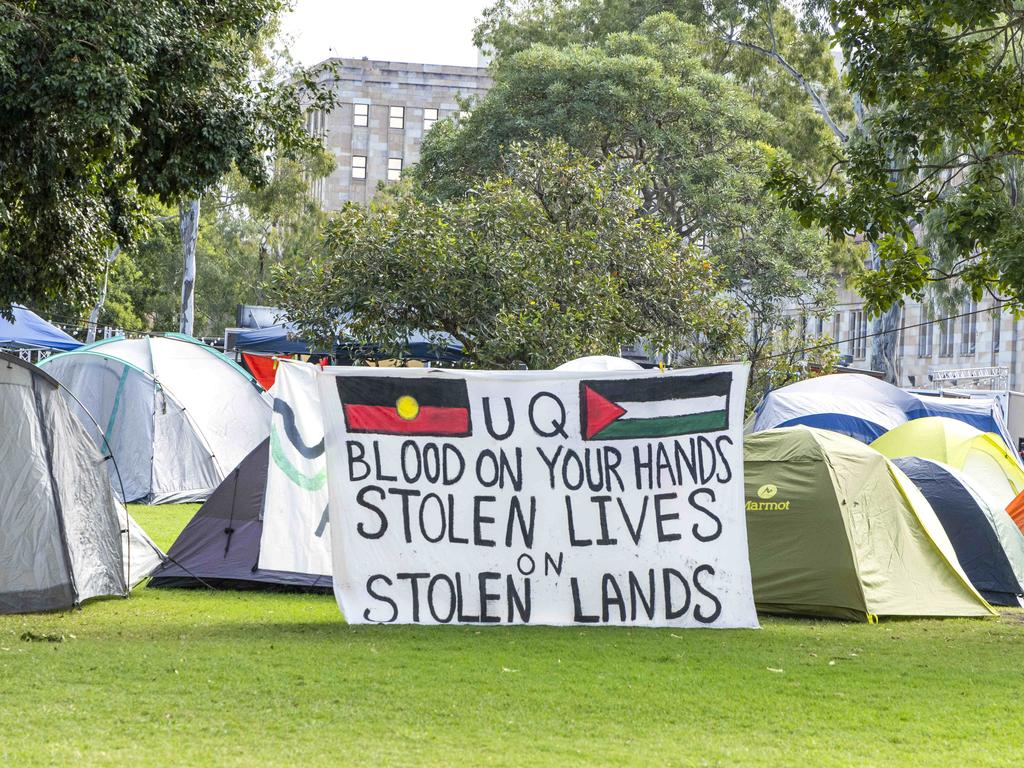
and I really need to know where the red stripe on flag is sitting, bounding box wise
[344,404,470,435]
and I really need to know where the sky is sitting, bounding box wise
[280,0,493,68]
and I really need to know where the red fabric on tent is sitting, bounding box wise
[243,353,289,391]
[1006,488,1024,533]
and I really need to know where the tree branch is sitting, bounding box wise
[721,36,848,143]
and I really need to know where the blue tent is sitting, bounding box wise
[751,373,1016,455]
[235,323,464,362]
[0,305,82,351]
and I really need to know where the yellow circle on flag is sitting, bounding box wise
[396,395,420,421]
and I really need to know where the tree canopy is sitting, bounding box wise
[90,153,331,337]
[770,1,1024,312]
[0,0,332,315]
[475,0,851,175]
[420,11,840,383]
[272,140,740,369]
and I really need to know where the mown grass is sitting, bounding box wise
[0,504,1022,767]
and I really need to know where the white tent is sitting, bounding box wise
[40,334,272,503]
[555,355,643,372]
[0,352,162,613]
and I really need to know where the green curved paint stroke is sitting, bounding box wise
[270,425,327,491]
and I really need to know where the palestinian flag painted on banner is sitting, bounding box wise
[580,372,732,440]
[336,376,472,437]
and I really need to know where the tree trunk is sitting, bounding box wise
[868,241,902,383]
[87,245,120,343]
[870,304,902,383]
[179,198,200,336]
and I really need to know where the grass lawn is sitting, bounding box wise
[0,504,1022,767]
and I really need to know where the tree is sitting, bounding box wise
[770,2,1024,314]
[420,13,840,386]
[475,0,851,175]
[91,153,331,337]
[271,140,741,369]
[0,0,333,316]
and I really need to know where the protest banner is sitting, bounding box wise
[318,365,757,627]
[258,360,332,576]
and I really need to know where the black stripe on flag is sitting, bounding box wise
[335,376,470,409]
[581,372,732,404]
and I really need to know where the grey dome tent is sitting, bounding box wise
[148,438,331,591]
[39,334,272,504]
[893,457,1024,606]
[0,353,163,614]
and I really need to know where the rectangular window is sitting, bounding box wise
[389,106,405,129]
[960,298,977,355]
[387,157,403,181]
[423,107,438,131]
[306,109,325,137]
[939,315,954,357]
[353,103,368,127]
[993,308,1002,352]
[815,315,824,337]
[351,155,366,180]
[918,304,933,357]
[850,309,867,359]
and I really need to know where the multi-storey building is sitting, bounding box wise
[306,57,492,207]
[799,281,1023,390]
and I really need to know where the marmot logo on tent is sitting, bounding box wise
[746,484,791,511]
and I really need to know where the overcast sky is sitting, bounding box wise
[280,0,493,67]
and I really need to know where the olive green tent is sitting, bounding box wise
[744,427,995,621]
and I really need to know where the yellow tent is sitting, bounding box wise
[871,417,1024,534]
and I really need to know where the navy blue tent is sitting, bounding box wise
[149,438,331,591]
[0,305,82,351]
[234,322,464,362]
[894,457,1023,606]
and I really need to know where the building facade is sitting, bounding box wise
[797,281,1023,391]
[307,58,492,207]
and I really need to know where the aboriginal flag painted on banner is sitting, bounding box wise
[336,376,472,437]
[580,372,732,440]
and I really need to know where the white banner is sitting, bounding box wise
[319,365,757,627]
[258,360,332,576]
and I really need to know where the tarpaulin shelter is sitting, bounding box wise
[744,427,994,621]
[0,352,163,613]
[871,417,1024,533]
[893,457,1023,606]
[233,323,465,362]
[750,373,1015,453]
[40,334,272,504]
[148,437,331,591]
[0,305,82,352]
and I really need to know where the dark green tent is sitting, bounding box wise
[744,427,994,621]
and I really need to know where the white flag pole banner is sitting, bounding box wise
[318,364,758,628]
[258,360,333,576]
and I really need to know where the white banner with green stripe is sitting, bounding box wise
[258,361,332,576]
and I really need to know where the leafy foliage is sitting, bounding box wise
[0,0,333,316]
[92,155,330,337]
[475,0,851,174]
[769,1,1024,312]
[421,12,839,383]
[272,140,740,369]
